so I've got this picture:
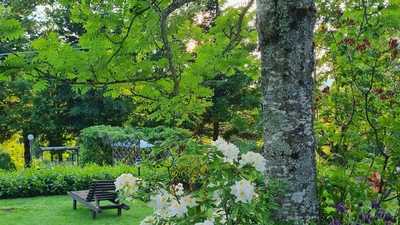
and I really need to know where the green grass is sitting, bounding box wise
[0,195,152,225]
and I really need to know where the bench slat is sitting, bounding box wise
[69,180,129,219]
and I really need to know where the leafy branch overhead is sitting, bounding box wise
[1,1,258,126]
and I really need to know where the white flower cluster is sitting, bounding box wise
[213,137,240,163]
[150,184,198,219]
[213,137,266,174]
[141,138,266,225]
[239,151,267,173]
[114,173,139,200]
[212,137,264,204]
[230,179,256,203]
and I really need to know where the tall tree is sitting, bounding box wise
[256,0,319,222]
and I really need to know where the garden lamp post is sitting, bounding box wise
[27,134,34,159]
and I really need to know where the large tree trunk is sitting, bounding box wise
[256,0,319,222]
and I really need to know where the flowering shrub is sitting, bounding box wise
[128,137,278,225]
[319,164,398,225]
[115,173,140,201]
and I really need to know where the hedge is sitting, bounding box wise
[0,164,138,199]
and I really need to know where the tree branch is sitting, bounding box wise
[106,7,150,65]
[33,67,166,86]
[223,0,255,55]
[158,0,196,96]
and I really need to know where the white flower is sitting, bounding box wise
[140,216,157,225]
[151,193,169,210]
[168,199,188,218]
[383,0,389,8]
[239,151,267,173]
[396,166,400,173]
[213,137,240,163]
[150,188,195,219]
[339,2,346,11]
[193,11,212,26]
[173,183,184,196]
[181,195,198,208]
[114,173,139,198]
[195,219,214,225]
[230,179,255,203]
[150,190,172,218]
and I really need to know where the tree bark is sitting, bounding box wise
[256,0,319,222]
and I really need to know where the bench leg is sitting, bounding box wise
[92,211,97,219]
[118,207,122,216]
[73,200,77,210]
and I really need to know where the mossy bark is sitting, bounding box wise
[256,0,319,222]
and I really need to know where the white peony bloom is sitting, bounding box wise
[230,179,255,203]
[213,137,240,163]
[140,216,157,225]
[195,219,214,225]
[239,151,266,173]
[168,199,188,218]
[181,195,198,208]
[114,173,139,198]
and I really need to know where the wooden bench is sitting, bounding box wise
[68,180,129,219]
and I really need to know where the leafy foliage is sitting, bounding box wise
[0,5,24,42]
[315,0,400,223]
[0,0,399,224]
[0,146,15,170]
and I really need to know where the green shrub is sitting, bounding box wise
[79,125,141,165]
[0,148,15,170]
[171,154,208,190]
[79,125,192,165]
[0,164,138,198]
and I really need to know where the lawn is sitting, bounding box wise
[0,195,152,225]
